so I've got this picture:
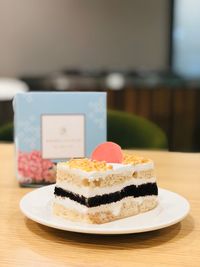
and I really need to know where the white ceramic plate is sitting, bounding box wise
[20,185,190,235]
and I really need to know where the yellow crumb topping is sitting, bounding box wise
[63,158,113,172]
[123,153,151,164]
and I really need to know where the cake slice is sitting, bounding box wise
[52,152,158,224]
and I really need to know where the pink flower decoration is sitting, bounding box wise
[18,150,56,184]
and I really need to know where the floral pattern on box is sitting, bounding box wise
[18,150,56,185]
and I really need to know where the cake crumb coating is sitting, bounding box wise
[61,158,113,172]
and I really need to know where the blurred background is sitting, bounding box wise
[0,0,200,152]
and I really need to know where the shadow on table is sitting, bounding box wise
[9,214,194,265]
[23,214,194,250]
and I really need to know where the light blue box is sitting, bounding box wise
[13,92,106,186]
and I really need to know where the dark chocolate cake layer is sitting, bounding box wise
[54,183,158,208]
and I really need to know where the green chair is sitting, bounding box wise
[0,122,13,141]
[107,110,168,149]
[0,110,168,150]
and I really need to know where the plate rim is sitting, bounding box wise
[20,185,190,235]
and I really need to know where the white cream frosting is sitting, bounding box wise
[53,195,157,216]
[58,161,154,180]
[56,177,156,197]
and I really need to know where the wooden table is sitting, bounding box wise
[0,144,200,267]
